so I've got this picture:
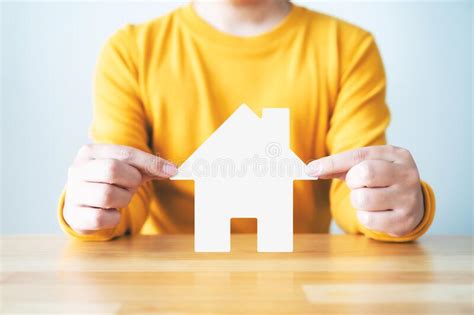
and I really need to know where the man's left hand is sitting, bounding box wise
[306,145,424,237]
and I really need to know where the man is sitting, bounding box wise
[59,0,435,241]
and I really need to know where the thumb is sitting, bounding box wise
[79,144,179,179]
[141,158,179,180]
[305,160,347,180]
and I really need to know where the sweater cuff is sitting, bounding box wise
[359,180,436,242]
[57,189,119,241]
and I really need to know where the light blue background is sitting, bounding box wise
[1,1,472,235]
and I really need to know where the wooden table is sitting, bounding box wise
[1,235,472,314]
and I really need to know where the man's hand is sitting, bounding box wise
[305,145,424,237]
[63,144,178,234]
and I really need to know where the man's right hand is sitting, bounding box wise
[63,144,178,234]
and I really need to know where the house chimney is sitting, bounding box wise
[262,108,290,147]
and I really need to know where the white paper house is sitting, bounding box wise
[171,104,315,252]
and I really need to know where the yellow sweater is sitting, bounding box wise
[58,4,435,241]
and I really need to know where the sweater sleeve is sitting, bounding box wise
[327,29,435,242]
[58,25,155,240]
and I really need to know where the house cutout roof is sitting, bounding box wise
[171,104,314,181]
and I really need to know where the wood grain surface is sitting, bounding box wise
[1,234,472,314]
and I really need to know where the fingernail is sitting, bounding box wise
[163,162,178,177]
[305,161,322,177]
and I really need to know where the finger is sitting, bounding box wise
[69,159,142,189]
[356,209,417,237]
[305,145,413,178]
[350,187,396,211]
[76,144,178,178]
[345,160,403,189]
[64,206,120,231]
[67,182,132,209]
